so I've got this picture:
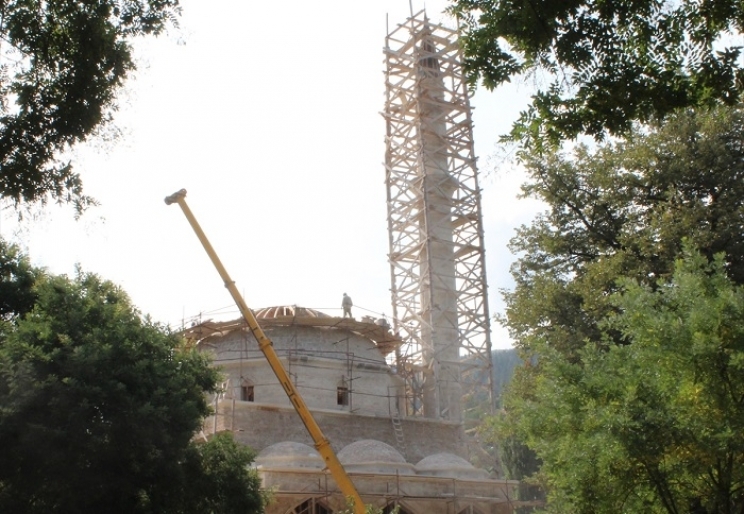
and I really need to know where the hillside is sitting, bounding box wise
[492,348,521,407]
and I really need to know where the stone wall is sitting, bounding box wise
[211,401,466,463]
[261,470,517,514]
[207,325,404,417]
[209,325,387,364]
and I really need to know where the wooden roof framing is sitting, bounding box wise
[182,315,405,356]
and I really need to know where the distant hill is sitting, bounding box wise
[492,348,522,407]
[462,347,523,419]
[462,347,525,476]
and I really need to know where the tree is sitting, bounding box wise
[505,250,744,513]
[506,105,744,360]
[0,243,264,514]
[481,411,544,511]
[448,0,744,146]
[181,433,266,514]
[0,238,39,318]
[490,105,744,512]
[0,0,180,212]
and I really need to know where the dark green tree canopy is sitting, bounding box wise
[0,0,180,212]
[0,238,39,318]
[491,105,744,512]
[504,250,744,513]
[0,241,264,514]
[182,433,265,514]
[506,106,744,359]
[449,0,744,145]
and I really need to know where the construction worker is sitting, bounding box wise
[342,293,353,318]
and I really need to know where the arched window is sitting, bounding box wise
[240,378,254,402]
[289,498,332,514]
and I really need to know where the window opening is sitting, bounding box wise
[241,379,254,402]
[337,386,349,406]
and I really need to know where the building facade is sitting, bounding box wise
[186,306,518,514]
[183,9,519,514]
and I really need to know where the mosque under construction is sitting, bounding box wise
[183,11,524,514]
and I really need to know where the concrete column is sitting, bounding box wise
[417,34,461,422]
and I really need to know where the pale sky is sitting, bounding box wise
[1,0,543,349]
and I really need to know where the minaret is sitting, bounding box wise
[383,12,494,423]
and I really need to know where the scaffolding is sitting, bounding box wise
[383,11,494,422]
[259,467,522,514]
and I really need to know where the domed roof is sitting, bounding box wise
[255,441,324,470]
[415,452,490,479]
[338,440,406,464]
[337,440,414,475]
[254,306,331,319]
[184,306,404,355]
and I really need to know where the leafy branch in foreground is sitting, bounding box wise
[0,240,264,514]
[449,0,744,148]
[510,249,744,513]
[0,0,181,213]
[485,105,744,512]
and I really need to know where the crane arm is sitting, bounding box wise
[165,189,365,514]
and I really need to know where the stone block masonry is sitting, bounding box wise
[210,400,467,463]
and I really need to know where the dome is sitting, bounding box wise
[255,306,331,319]
[337,440,414,475]
[255,441,324,470]
[415,453,490,479]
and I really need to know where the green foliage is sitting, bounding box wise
[485,106,744,512]
[506,105,744,360]
[181,433,267,514]
[0,242,264,514]
[0,239,39,319]
[0,0,180,212]
[508,250,744,512]
[448,0,744,146]
[491,348,522,407]
[462,349,521,417]
[480,365,545,509]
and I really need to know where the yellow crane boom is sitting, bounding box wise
[165,189,365,514]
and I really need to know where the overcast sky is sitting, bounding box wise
[1,0,543,349]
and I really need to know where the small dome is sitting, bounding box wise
[338,440,406,464]
[255,441,323,470]
[255,306,331,319]
[415,453,489,479]
[338,440,414,475]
